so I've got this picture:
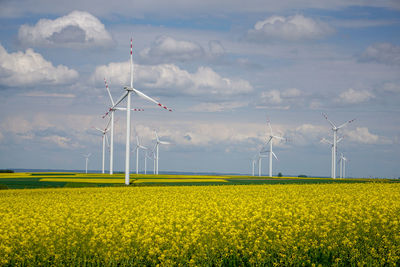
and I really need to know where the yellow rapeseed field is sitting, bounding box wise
[0,183,399,266]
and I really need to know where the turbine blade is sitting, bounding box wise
[104,78,115,106]
[105,133,110,148]
[159,141,170,145]
[322,113,336,129]
[130,38,133,88]
[105,116,112,131]
[337,119,356,130]
[95,127,103,132]
[267,118,273,135]
[127,87,172,111]
[112,91,129,109]
[155,131,159,142]
[272,151,278,160]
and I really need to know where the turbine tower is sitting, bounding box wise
[322,113,355,179]
[134,136,147,174]
[339,153,348,178]
[103,38,172,185]
[154,131,171,175]
[261,119,285,177]
[103,78,143,175]
[257,153,268,176]
[321,136,343,178]
[83,153,91,174]
[95,118,111,174]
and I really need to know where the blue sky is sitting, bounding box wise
[0,0,399,177]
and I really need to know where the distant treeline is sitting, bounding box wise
[0,169,14,173]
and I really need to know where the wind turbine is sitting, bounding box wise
[145,149,155,175]
[338,153,348,178]
[260,119,285,177]
[104,38,172,185]
[322,113,355,178]
[94,118,111,174]
[257,153,268,176]
[83,153,91,174]
[103,78,143,175]
[251,157,256,176]
[134,136,147,174]
[154,131,171,175]
[321,136,343,178]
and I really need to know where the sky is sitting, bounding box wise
[0,0,399,178]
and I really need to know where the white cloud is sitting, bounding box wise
[344,127,391,145]
[20,91,76,98]
[208,40,225,57]
[380,82,400,93]
[360,43,400,65]
[0,44,78,87]
[258,88,303,109]
[140,36,204,63]
[338,88,374,104]
[248,14,334,41]
[18,10,113,48]
[93,62,253,97]
[189,102,247,112]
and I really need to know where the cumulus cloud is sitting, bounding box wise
[360,43,400,65]
[20,91,76,98]
[258,88,303,109]
[93,62,253,97]
[344,127,391,145]
[338,88,374,104]
[248,14,334,41]
[0,44,78,87]
[140,36,204,64]
[18,10,113,48]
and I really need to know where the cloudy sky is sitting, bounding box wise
[0,0,399,178]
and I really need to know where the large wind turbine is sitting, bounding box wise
[154,131,171,175]
[322,113,355,179]
[260,119,285,177]
[103,78,143,175]
[134,136,147,174]
[104,38,172,185]
[321,136,343,178]
[83,153,91,174]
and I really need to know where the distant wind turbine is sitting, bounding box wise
[83,153,91,174]
[257,153,268,176]
[94,118,111,174]
[260,118,285,177]
[321,136,343,178]
[154,131,171,175]
[103,38,172,185]
[322,113,355,178]
[338,153,348,178]
[134,135,147,174]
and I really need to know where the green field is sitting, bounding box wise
[0,172,396,189]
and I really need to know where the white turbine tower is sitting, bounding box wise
[145,149,155,175]
[261,119,285,177]
[95,118,111,174]
[134,136,147,174]
[103,78,143,175]
[251,157,256,176]
[257,153,268,177]
[322,113,355,179]
[154,131,171,175]
[321,136,343,178]
[104,38,172,185]
[83,153,91,174]
[338,153,348,178]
